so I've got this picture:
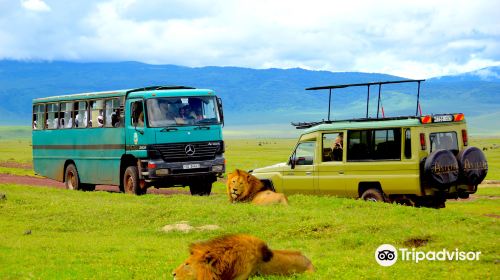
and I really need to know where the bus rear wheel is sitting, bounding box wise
[65,164,81,190]
[123,166,144,195]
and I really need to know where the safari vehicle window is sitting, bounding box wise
[347,129,401,161]
[404,128,412,159]
[293,141,316,165]
[430,132,458,153]
[146,96,220,127]
[322,133,343,162]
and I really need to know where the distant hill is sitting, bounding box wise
[0,60,499,136]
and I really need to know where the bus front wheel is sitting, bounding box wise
[65,164,81,190]
[123,166,144,195]
[190,181,212,196]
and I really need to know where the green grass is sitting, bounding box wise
[470,138,500,180]
[0,184,498,279]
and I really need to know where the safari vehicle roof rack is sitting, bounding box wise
[293,79,425,129]
[126,85,196,95]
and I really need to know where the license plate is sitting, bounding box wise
[183,164,200,169]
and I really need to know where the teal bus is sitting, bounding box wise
[32,86,225,195]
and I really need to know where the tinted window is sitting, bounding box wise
[404,129,412,159]
[347,129,401,161]
[430,132,458,153]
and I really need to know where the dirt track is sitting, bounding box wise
[0,173,189,195]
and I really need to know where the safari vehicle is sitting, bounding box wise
[32,86,225,195]
[251,80,488,208]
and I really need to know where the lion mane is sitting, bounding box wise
[227,169,288,205]
[172,234,273,280]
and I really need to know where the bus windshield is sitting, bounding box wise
[146,96,220,127]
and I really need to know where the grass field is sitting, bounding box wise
[0,184,498,279]
[0,126,499,279]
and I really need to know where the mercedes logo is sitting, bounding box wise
[185,144,196,156]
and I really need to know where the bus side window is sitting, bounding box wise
[105,98,122,127]
[60,102,73,128]
[47,103,59,130]
[33,104,45,130]
[75,101,88,128]
[90,100,104,128]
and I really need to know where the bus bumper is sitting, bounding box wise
[142,155,225,181]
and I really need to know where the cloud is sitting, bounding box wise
[1,0,500,78]
[21,0,51,12]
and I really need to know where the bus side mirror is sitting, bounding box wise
[217,97,224,127]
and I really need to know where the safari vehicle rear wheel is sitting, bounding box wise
[190,181,212,196]
[361,188,387,202]
[123,166,144,195]
[64,164,81,190]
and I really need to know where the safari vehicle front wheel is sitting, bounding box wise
[123,166,144,195]
[361,188,387,202]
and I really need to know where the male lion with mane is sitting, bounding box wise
[227,169,288,205]
[172,234,273,280]
[172,234,314,280]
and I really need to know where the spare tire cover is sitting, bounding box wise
[457,147,488,185]
[423,149,459,187]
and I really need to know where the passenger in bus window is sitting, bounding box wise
[97,115,104,127]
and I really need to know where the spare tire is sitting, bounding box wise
[456,147,488,185]
[423,149,459,188]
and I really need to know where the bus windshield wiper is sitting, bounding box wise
[194,125,210,130]
[160,127,178,132]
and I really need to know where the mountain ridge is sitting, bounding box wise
[0,60,498,135]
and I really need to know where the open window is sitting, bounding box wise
[322,133,344,162]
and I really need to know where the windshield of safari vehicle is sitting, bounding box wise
[146,96,220,127]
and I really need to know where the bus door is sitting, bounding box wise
[126,99,153,153]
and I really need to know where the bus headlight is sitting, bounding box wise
[155,169,170,176]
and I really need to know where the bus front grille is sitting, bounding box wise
[151,142,220,162]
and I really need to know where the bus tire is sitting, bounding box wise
[65,164,81,190]
[123,166,142,195]
[190,181,212,196]
[361,188,386,202]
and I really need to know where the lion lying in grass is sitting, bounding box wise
[172,234,273,280]
[227,169,288,205]
[172,234,314,280]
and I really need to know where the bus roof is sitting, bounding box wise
[32,86,215,103]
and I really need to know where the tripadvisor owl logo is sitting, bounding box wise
[375,244,482,266]
[375,244,398,266]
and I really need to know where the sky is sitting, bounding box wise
[0,0,499,78]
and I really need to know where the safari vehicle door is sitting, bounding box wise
[317,132,346,195]
[282,139,317,194]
